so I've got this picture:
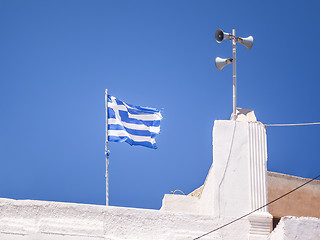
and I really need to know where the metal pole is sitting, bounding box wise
[232,29,237,120]
[105,89,109,206]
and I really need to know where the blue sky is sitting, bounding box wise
[1,0,320,210]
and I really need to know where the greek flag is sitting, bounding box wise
[107,95,162,149]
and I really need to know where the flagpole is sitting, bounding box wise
[105,89,109,206]
[232,28,237,120]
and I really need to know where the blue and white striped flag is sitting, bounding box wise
[107,95,162,149]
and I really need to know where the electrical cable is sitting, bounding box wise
[265,122,320,127]
[217,121,237,218]
[171,189,186,195]
[192,173,320,240]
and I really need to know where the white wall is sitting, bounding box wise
[0,198,250,240]
[269,216,320,240]
[160,194,200,214]
[161,119,272,239]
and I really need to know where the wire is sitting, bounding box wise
[171,189,186,195]
[192,173,320,240]
[265,122,320,127]
[217,121,237,218]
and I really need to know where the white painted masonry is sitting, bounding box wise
[160,111,320,239]
[0,198,250,240]
[162,112,272,239]
[268,216,320,240]
[1,109,320,239]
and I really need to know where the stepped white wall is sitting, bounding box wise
[1,198,320,239]
[162,120,272,239]
[0,198,250,240]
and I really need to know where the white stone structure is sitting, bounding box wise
[268,216,320,240]
[1,109,320,239]
[161,110,273,239]
[1,197,318,240]
[0,198,250,240]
